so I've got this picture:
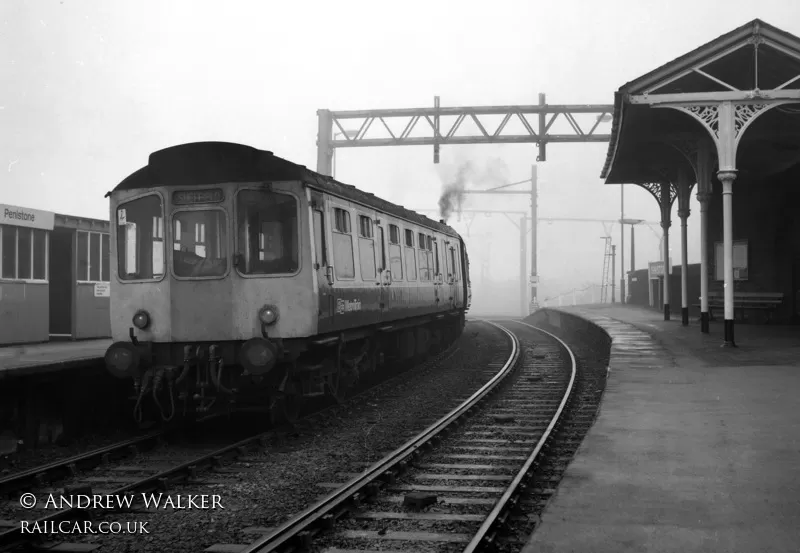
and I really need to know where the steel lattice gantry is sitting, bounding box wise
[601,18,800,346]
[315,94,614,315]
[315,94,613,175]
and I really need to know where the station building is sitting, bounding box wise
[0,203,111,345]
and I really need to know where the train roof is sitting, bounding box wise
[110,142,459,237]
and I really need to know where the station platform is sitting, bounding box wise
[0,339,111,379]
[523,304,800,552]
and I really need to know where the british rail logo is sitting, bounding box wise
[336,298,362,315]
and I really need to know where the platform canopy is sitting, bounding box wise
[601,19,800,185]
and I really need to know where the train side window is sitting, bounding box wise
[388,223,403,280]
[404,228,417,281]
[389,225,400,245]
[331,207,355,279]
[417,232,429,281]
[444,242,453,279]
[433,240,440,275]
[450,246,459,282]
[357,214,376,280]
[313,210,327,267]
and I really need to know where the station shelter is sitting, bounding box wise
[602,19,800,346]
[0,203,111,345]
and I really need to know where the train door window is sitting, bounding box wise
[77,231,111,282]
[388,224,403,280]
[377,226,386,272]
[313,210,327,268]
[404,228,417,281]
[172,209,227,278]
[331,207,355,279]
[117,194,165,281]
[426,236,434,278]
[433,239,440,276]
[450,246,459,282]
[444,242,453,280]
[417,232,429,281]
[235,189,298,276]
[358,214,376,280]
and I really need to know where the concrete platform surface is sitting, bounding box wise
[0,339,111,379]
[523,304,800,552]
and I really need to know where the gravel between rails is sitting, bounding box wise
[53,320,508,553]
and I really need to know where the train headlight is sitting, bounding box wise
[132,310,151,330]
[104,342,141,378]
[239,337,278,376]
[259,306,279,325]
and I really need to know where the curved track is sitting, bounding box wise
[221,319,576,553]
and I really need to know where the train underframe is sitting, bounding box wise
[116,312,466,426]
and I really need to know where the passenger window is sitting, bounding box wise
[417,234,429,281]
[389,225,400,245]
[332,207,355,279]
[404,229,414,247]
[358,215,373,238]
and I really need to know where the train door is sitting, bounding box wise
[312,196,334,333]
[433,238,442,307]
[444,240,456,309]
[376,220,391,319]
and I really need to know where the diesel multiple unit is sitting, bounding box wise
[103,142,471,423]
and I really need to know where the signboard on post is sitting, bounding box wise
[648,259,673,279]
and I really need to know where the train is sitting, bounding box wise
[103,142,471,424]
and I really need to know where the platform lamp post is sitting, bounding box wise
[332,130,359,179]
[620,218,644,302]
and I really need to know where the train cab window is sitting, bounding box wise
[235,189,298,276]
[357,214,376,280]
[388,224,403,280]
[173,210,228,278]
[116,194,165,281]
[331,207,355,279]
[404,228,417,281]
[417,232,429,281]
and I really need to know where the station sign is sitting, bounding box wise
[648,259,673,277]
[0,204,55,231]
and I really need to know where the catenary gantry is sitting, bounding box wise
[601,18,800,346]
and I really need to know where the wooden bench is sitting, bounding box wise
[693,291,784,323]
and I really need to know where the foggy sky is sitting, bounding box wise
[2,0,799,301]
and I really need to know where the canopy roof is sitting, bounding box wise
[602,19,800,184]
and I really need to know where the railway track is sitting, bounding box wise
[204,319,578,553]
[0,340,467,552]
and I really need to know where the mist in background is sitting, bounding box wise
[3,0,799,314]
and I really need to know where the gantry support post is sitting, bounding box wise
[530,165,538,312]
[317,109,334,176]
[660,182,672,321]
[520,215,528,318]
[677,168,693,326]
